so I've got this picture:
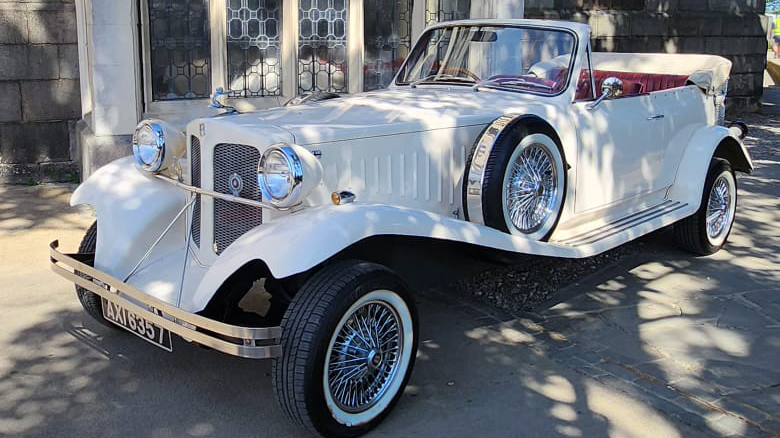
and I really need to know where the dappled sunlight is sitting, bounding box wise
[0,185,90,234]
[584,382,689,438]
[524,374,577,403]
[0,307,298,438]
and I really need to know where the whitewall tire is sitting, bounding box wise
[466,122,566,241]
[500,133,565,240]
[674,158,737,255]
[272,260,418,438]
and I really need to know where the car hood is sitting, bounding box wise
[215,87,548,145]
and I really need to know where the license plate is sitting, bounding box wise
[101,298,173,352]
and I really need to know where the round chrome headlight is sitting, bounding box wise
[132,121,166,172]
[257,146,304,208]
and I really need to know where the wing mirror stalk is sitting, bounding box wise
[587,77,623,111]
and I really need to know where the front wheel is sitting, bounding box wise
[674,158,737,255]
[75,221,119,329]
[272,260,418,438]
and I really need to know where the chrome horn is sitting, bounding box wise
[587,77,623,110]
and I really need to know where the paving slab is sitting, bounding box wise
[530,112,780,438]
[1,111,778,438]
[0,195,715,437]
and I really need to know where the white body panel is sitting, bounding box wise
[68,19,751,313]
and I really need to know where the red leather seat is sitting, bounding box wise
[575,70,689,100]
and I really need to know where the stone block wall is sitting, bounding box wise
[526,0,768,113]
[0,1,80,184]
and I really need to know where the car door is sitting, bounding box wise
[571,94,668,213]
[646,86,709,192]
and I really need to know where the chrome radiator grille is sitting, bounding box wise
[190,136,201,247]
[212,143,263,254]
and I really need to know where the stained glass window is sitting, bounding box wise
[148,0,211,101]
[363,0,411,91]
[227,0,281,97]
[425,0,470,24]
[298,0,348,93]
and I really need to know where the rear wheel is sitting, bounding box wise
[75,222,118,329]
[272,260,418,438]
[674,158,737,255]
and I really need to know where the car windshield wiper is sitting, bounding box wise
[473,79,554,92]
[410,74,476,88]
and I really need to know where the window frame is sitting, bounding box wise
[394,24,580,99]
[140,0,455,116]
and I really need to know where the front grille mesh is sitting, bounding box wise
[190,136,201,247]
[213,143,263,254]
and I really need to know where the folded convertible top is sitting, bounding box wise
[590,52,732,92]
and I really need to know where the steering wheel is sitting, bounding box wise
[442,66,481,82]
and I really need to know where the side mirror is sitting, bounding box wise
[587,76,623,110]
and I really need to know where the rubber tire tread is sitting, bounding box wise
[674,158,735,256]
[272,260,416,438]
[75,222,117,329]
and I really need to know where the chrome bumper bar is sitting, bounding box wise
[49,240,282,359]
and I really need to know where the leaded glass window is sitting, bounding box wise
[363,0,411,91]
[298,0,348,93]
[227,0,281,97]
[425,0,470,24]
[148,0,211,100]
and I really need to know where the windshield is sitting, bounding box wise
[397,25,576,95]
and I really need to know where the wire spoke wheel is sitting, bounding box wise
[273,261,417,437]
[505,145,557,233]
[705,175,732,240]
[498,132,565,240]
[326,300,403,413]
[674,159,737,255]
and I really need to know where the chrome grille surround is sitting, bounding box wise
[190,136,201,247]
[213,143,263,254]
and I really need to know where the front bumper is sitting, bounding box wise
[49,240,282,359]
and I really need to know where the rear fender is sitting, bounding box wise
[668,125,752,210]
[71,156,189,279]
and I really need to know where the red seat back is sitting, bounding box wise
[575,70,689,100]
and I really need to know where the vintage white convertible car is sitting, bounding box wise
[50,19,752,437]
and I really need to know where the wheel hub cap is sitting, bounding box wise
[706,175,732,239]
[327,301,402,413]
[506,144,558,234]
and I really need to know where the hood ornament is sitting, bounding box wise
[209,87,238,115]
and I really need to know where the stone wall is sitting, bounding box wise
[526,0,768,113]
[0,1,80,184]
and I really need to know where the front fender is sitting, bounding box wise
[184,203,582,312]
[71,156,189,279]
[668,125,752,210]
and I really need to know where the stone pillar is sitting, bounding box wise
[75,0,142,178]
[0,1,82,184]
[525,0,768,113]
[471,0,525,20]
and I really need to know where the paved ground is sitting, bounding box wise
[0,111,777,438]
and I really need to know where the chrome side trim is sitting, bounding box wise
[155,174,289,211]
[50,240,282,359]
[556,201,687,247]
[464,114,524,225]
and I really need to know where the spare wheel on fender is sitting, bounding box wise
[464,116,566,241]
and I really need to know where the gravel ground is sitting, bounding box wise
[453,113,779,315]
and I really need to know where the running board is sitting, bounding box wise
[554,200,691,248]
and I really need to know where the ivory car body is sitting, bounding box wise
[50,19,752,438]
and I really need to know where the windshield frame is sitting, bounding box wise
[394,23,580,98]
